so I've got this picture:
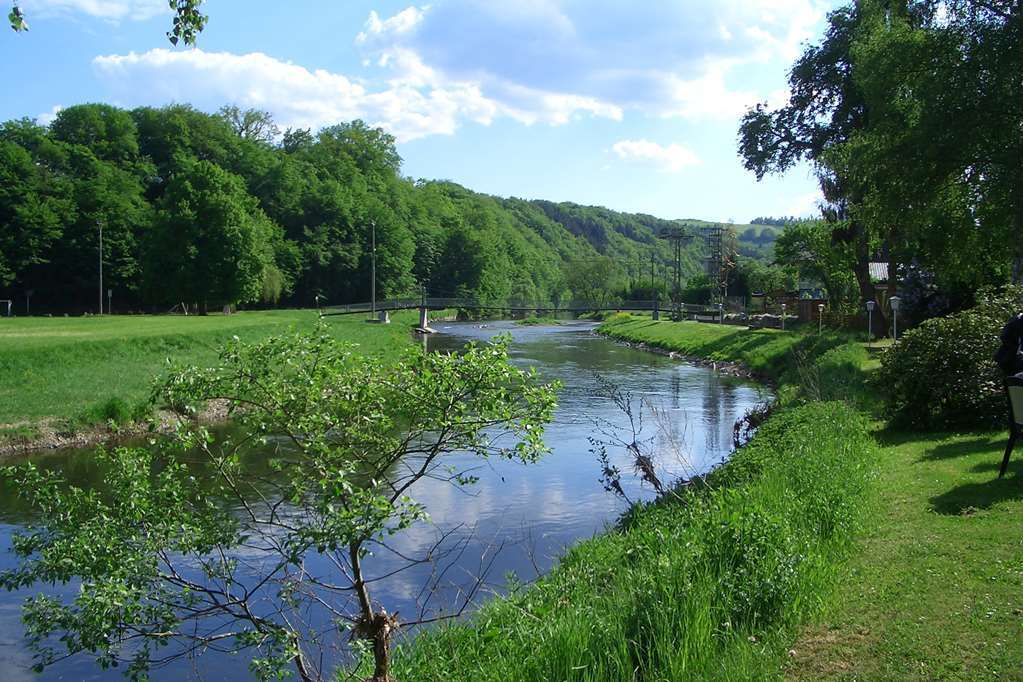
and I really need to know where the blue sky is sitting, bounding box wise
[2,0,836,223]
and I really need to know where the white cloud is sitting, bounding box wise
[784,190,822,217]
[612,139,701,173]
[20,0,165,21]
[92,47,621,142]
[36,104,63,126]
[86,2,832,145]
[357,1,830,123]
[356,7,427,44]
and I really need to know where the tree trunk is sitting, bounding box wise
[350,542,398,682]
[849,221,888,336]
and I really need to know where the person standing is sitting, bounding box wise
[995,312,1023,376]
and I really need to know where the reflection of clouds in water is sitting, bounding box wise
[0,322,769,681]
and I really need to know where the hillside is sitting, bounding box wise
[1,103,773,313]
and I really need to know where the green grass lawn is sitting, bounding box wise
[0,310,425,425]
[787,427,1023,681]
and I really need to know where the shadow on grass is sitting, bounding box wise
[930,461,1023,515]
[920,437,1001,462]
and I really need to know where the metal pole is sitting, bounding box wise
[893,309,898,341]
[98,220,104,315]
[370,220,376,318]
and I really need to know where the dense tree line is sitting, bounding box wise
[740,0,1023,330]
[0,104,715,314]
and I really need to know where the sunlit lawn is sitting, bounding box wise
[0,309,425,424]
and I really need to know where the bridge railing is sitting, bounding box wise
[320,297,725,316]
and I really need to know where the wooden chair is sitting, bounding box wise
[1000,375,1023,478]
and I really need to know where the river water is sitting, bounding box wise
[0,321,767,680]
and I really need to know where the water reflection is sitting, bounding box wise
[0,321,767,681]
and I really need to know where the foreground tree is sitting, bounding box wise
[1,330,558,681]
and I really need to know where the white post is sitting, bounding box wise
[818,303,825,335]
[780,303,786,331]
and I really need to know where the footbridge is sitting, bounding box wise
[318,297,724,328]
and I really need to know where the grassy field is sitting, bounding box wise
[787,427,1023,681]
[596,314,1023,680]
[0,310,425,426]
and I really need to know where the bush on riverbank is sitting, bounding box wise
[878,286,1023,429]
[387,402,875,681]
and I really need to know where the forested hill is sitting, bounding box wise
[1,103,738,313]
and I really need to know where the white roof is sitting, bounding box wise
[869,262,889,282]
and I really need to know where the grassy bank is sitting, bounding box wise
[598,314,879,411]
[596,315,1023,680]
[0,310,424,427]
[383,315,881,680]
[390,402,875,680]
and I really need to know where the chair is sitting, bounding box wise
[999,376,1023,478]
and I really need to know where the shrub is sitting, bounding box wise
[85,396,134,425]
[878,286,1023,429]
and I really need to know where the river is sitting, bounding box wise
[0,320,767,680]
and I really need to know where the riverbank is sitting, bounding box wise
[383,317,880,680]
[597,315,1023,679]
[0,310,431,455]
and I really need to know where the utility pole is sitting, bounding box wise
[658,226,693,321]
[98,220,104,315]
[370,220,377,318]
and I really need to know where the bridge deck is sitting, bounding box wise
[319,298,720,317]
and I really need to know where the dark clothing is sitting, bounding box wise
[995,313,1023,376]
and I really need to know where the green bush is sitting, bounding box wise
[83,396,135,426]
[878,286,1023,429]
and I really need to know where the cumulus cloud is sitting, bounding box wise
[612,139,701,173]
[36,104,64,126]
[358,1,829,122]
[93,48,501,142]
[20,0,165,21]
[87,2,829,143]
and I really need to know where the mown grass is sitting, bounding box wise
[786,427,1023,681]
[387,402,876,681]
[0,310,426,425]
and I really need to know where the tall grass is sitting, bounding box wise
[386,402,875,681]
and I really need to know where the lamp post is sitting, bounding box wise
[889,296,901,340]
[818,302,825,335]
[780,302,786,331]
[98,220,104,315]
[370,220,377,319]
[866,300,876,343]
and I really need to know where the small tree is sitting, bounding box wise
[1,329,558,681]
